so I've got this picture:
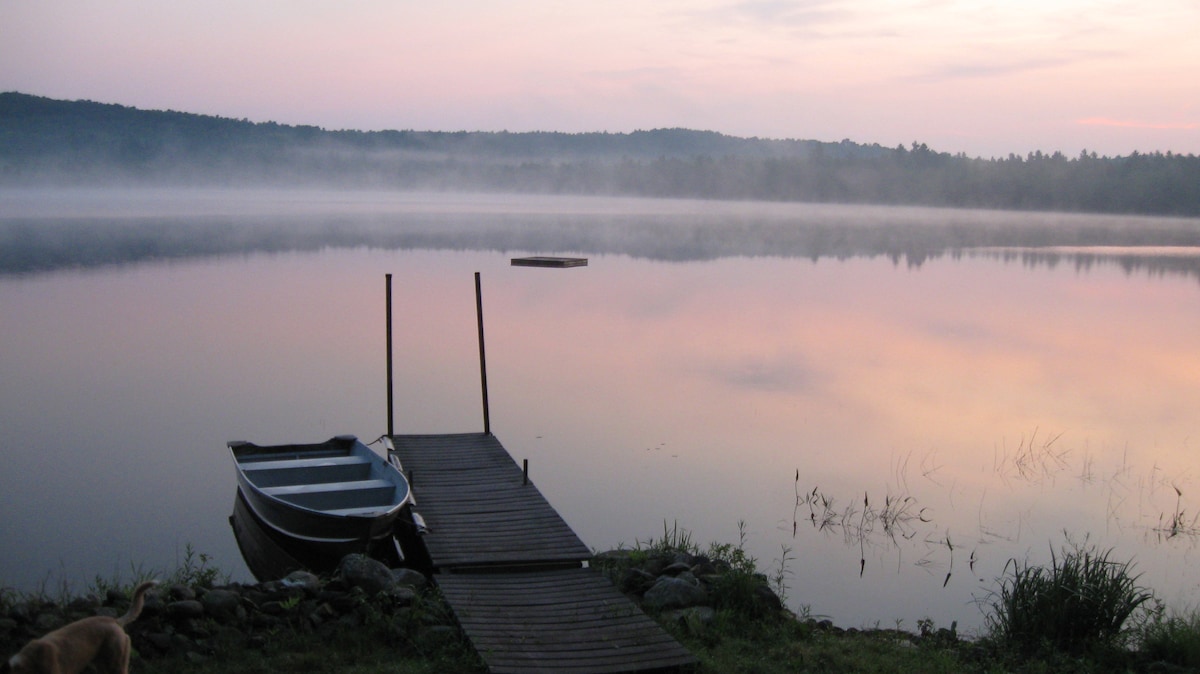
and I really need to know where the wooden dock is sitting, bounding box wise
[439,568,697,674]
[390,433,590,570]
[390,432,696,674]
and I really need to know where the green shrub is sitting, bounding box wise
[169,543,229,589]
[985,543,1154,654]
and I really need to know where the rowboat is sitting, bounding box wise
[227,435,413,552]
[228,486,406,580]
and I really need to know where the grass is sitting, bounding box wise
[982,541,1154,656]
[1138,605,1200,668]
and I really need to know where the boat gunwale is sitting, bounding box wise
[228,435,413,534]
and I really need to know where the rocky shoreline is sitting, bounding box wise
[2,547,960,666]
[1,555,446,663]
[592,547,783,622]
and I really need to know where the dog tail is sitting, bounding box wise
[117,580,159,627]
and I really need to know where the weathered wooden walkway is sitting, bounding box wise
[390,432,696,674]
[391,433,590,570]
[439,568,697,674]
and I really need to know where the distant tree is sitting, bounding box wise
[2,92,1199,215]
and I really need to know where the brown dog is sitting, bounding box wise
[5,580,158,674]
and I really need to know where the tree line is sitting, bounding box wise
[2,92,1198,216]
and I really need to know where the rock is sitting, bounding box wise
[670,606,716,634]
[671,552,697,567]
[592,549,635,563]
[753,584,784,614]
[185,617,213,638]
[387,586,417,605]
[200,589,243,621]
[643,575,708,611]
[642,554,673,577]
[166,633,197,656]
[251,612,283,629]
[141,632,173,653]
[307,602,338,626]
[241,589,269,607]
[166,600,204,619]
[281,570,321,593]
[618,568,658,595]
[661,562,693,576]
[673,570,698,585]
[320,590,358,613]
[334,612,364,630]
[166,584,195,601]
[391,567,428,590]
[140,592,166,617]
[248,633,270,649]
[337,554,396,595]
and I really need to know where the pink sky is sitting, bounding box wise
[2,0,1197,158]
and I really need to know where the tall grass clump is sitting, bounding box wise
[1138,606,1200,668]
[985,543,1154,655]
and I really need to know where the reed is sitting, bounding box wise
[794,479,935,578]
[1154,484,1200,539]
[985,542,1154,654]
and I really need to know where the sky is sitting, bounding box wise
[2,0,1198,159]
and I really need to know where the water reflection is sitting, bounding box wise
[4,190,1200,282]
[1,195,1198,635]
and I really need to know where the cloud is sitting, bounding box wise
[1076,117,1199,131]
[684,0,858,34]
[722,0,852,25]
[913,55,1078,82]
[705,353,816,394]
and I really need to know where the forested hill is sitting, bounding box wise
[2,91,1199,216]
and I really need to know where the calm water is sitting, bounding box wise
[2,190,1199,634]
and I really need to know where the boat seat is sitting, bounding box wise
[243,455,369,471]
[325,505,397,517]
[262,478,393,496]
[263,478,400,511]
[244,457,376,487]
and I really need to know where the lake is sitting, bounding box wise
[2,189,1199,634]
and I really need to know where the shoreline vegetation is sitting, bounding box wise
[3,92,1200,217]
[3,530,1198,673]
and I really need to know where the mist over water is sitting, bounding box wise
[4,188,1200,278]
[1,190,1199,633]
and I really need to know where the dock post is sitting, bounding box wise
[386,273,394,437]
[475,272,491,435]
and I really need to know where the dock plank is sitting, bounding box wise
[391,433,591,569]
[438,568,697,674]
[390,433,694,672]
